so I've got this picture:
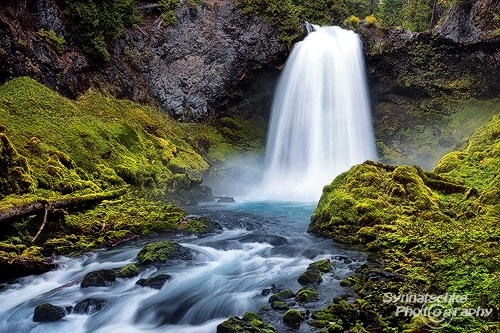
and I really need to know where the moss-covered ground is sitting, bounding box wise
[0,77,265,270]
[309,115,500,331]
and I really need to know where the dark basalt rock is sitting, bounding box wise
[73,298,109,315]
[0,0,287,121]
[81,269,116,288]
[367,270,405,283]
[106,234,139,248]
[216,196,235,203]
[135,274,171,289]
[239,234,288,246]
[33,303,66,322]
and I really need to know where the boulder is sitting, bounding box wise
[268,289,294,303]
[33,303,65,322]
[118,264,140,278]
[137,240,193,265]
[307,259,333,272]
[81,269,116,288]
[73,298,109,315]
[283,309,302,325]
[295,287,319,303]
[271,301,288,310]
[297,269,322,285]
[136,274,171,289]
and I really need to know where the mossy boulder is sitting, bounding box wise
[297,269,322,285]
[135,274,171,289]
[0,133,35,195]
[295,287,318,303]
[81,269,116,288]
[271,301,288,310]
[118,264,139,278]
[268,289,294,303]
[283,309,302,325]
[137,240,193,264]
[216,312,275,333]
[308,259,333,272]
[33,303,66,322]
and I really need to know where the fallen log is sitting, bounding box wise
[0,189,127,223]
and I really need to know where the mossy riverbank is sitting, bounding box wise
[0,77,265,279]
[309,115,500,331]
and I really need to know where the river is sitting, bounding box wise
[0,201,365,333]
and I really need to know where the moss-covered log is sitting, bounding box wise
[0,189,126,223]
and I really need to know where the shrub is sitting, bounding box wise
[64,0,142,62]
[364,14,377,25]
[158,0,181,26]
[37,29,65,54]
[344,15,360,28]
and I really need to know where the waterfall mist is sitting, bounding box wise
[257,25,377,202]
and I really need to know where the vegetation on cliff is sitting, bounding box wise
[0,77,264,278]
[309,115,500,331]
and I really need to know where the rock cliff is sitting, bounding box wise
[0,0,287,121]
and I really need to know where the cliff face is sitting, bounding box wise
[0,0,287,121]
[359,0,500,169]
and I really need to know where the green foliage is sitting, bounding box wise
[0,77,264,257]
[64,0,142,61]
[235,0,376,43]
[344,15,361,29]
[310,115,500,330]
[378,0,405,28]
[137,240,177,264]
[158,0,181,26]
[36,29,66,54]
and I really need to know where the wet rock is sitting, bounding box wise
[33,303,65,322]
[261,288,271,296]
[332,255,353,264]
[308,259,333,272]
[295,287,319,303]
[271,301,288,310]
[216,312,275,333]
[135,274,171,289]
[367,270,405,282]
[73,298,109,315]
[239,234,288,246]
[283,309,303,325]
[106,234,139,248]
[268,289,294,302]
[297,269,322,285]
[118,264,140,278]
[81,269,116,288]
[137,240,193,265]
[217,197,235,203]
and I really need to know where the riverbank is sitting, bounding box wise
[309,115,500,331]
[0,77,266,280]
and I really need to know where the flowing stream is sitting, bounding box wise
[0,202,365,333]
[261,26,377,201]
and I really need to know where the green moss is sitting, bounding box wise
[136,240,185,264]
[308,258,333,272]
[310,115,500,331]
[118,263,140,278]
[268,289,294,302]
[283,309,302,325]
[295,287,318,302]
[36,29,65,54]
[0,78,263,257]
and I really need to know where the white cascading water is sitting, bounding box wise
[260,25,377,201]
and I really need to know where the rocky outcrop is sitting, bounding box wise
[0,0,287,121]
[436,0,500,45]
[358,0,500,169]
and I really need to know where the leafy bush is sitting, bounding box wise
[344,15,361,28]
[63,0,142,62]
[36,29,66,54]
[158,0,181,26]
[364,13,377,25]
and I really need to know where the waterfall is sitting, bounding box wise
[260,26,377,202]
